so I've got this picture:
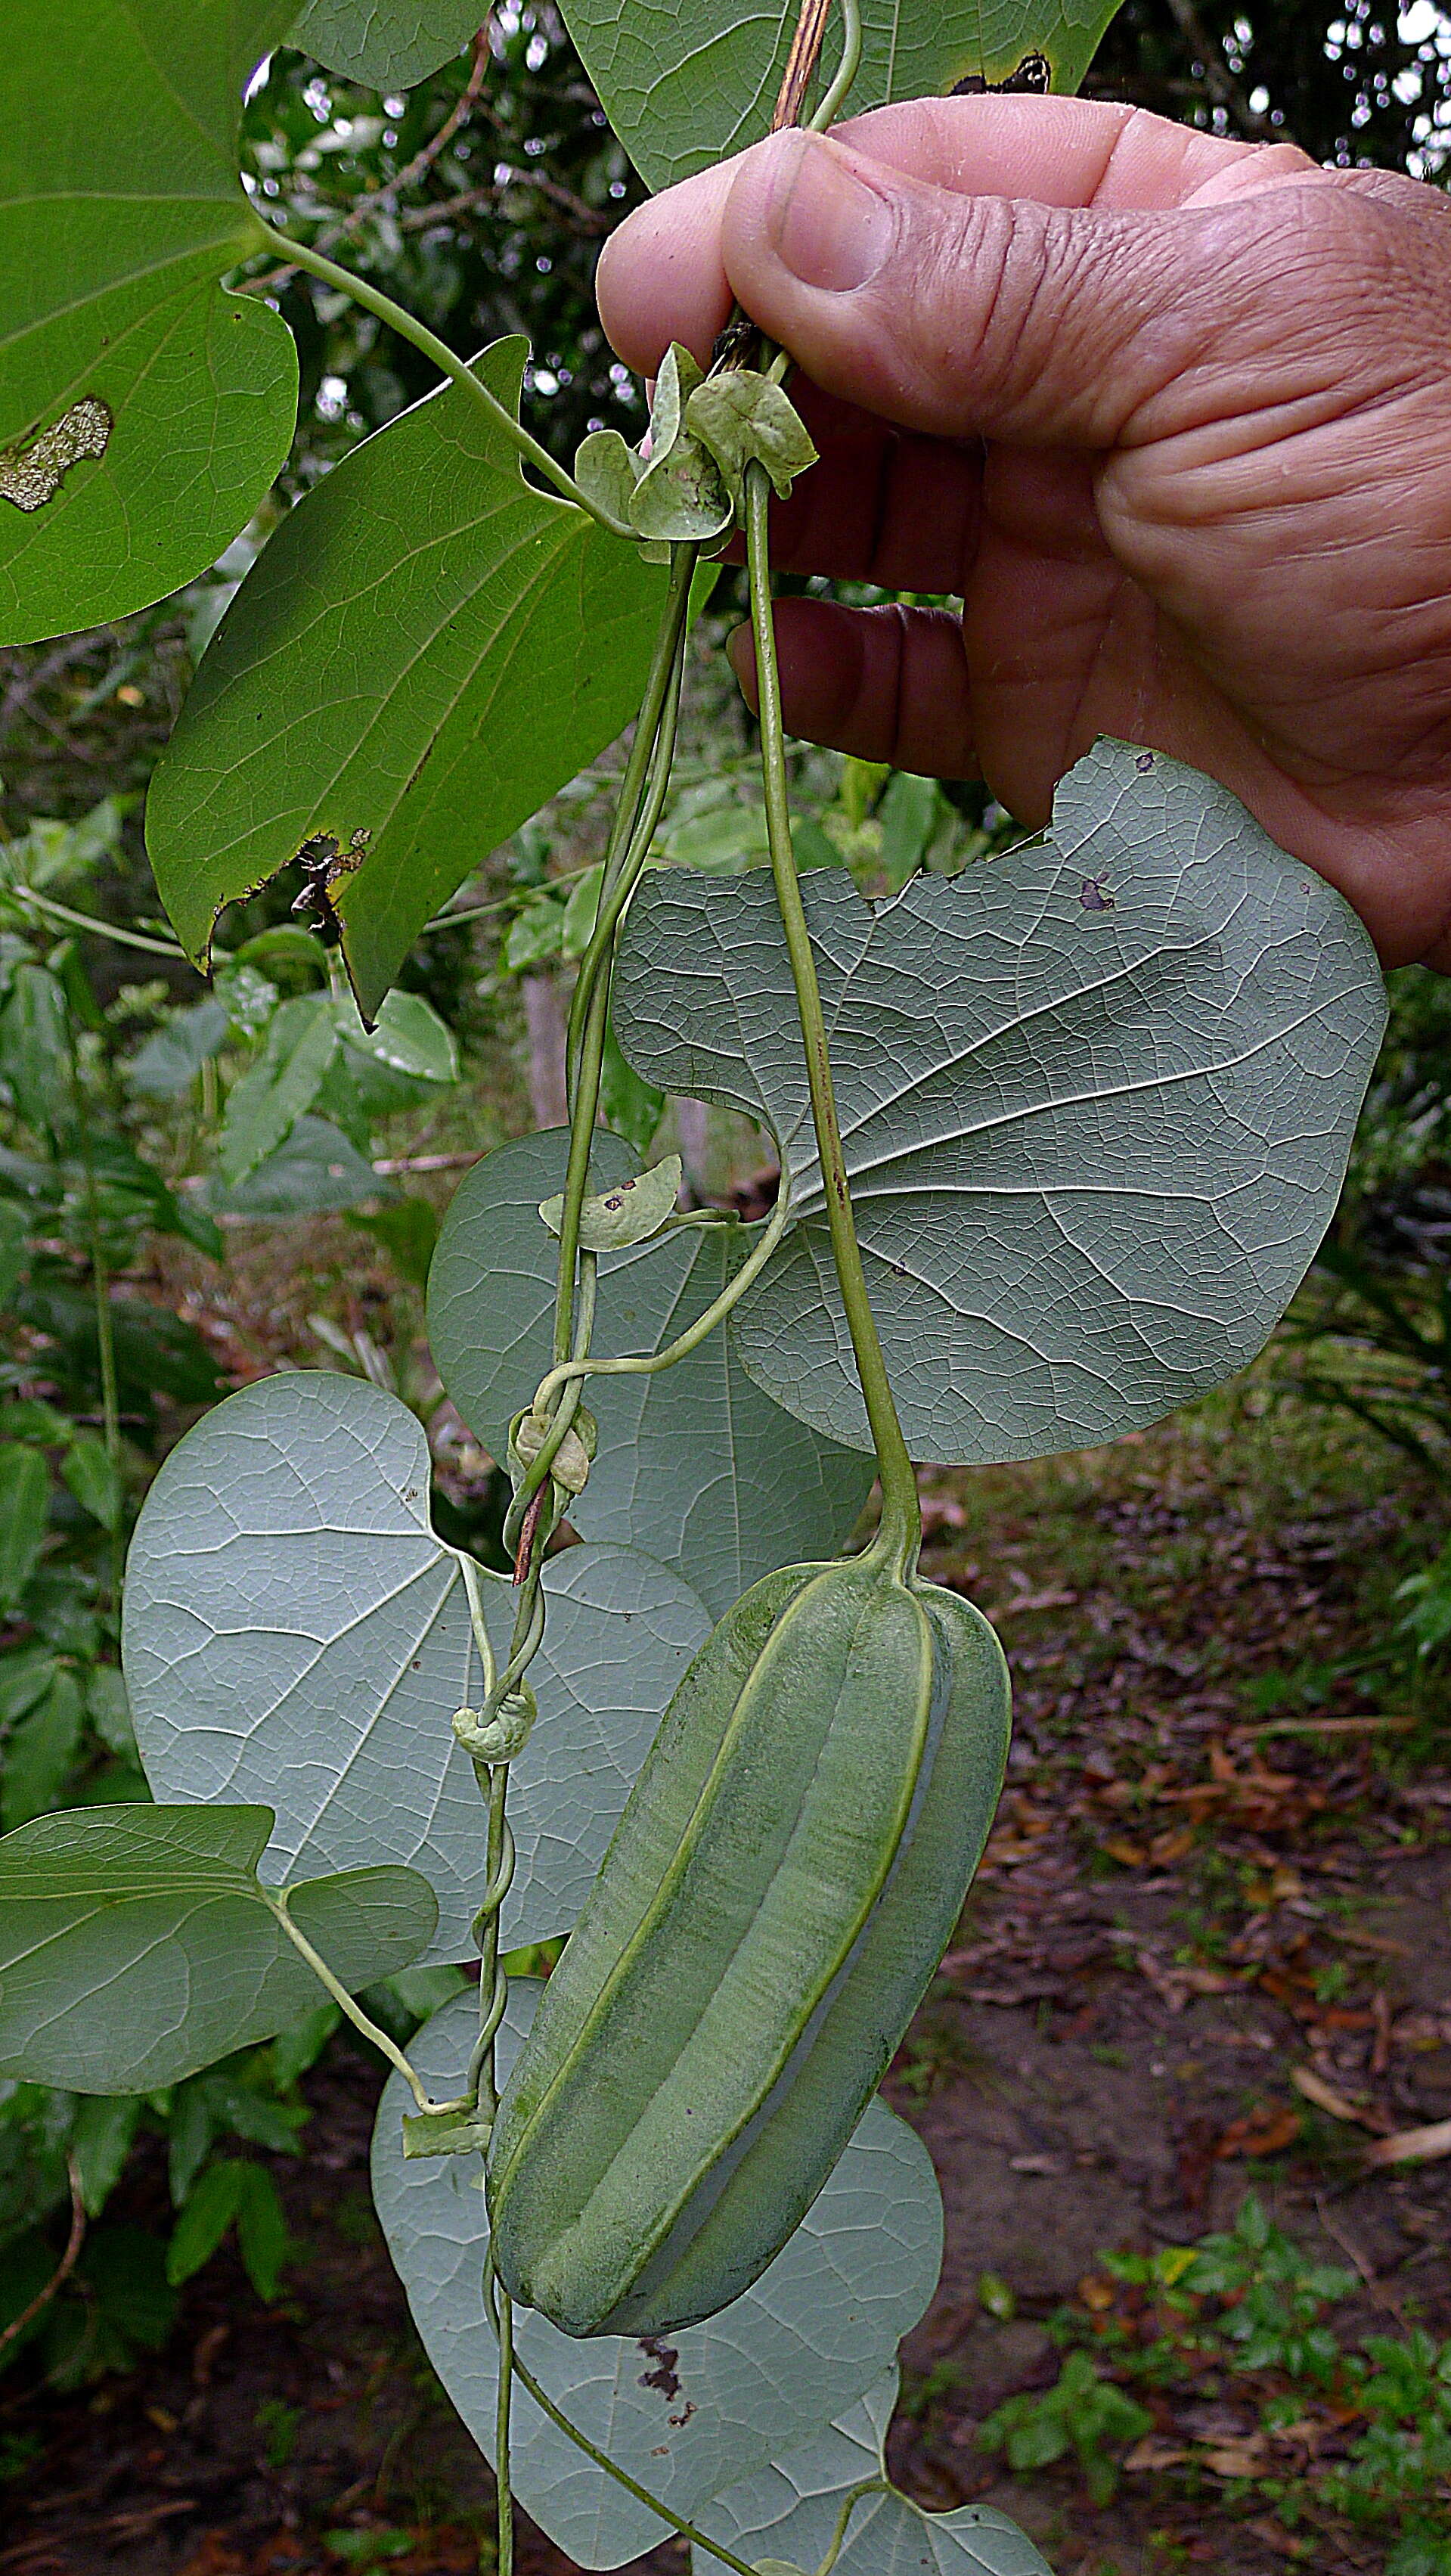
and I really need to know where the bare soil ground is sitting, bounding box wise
[2,1361,1447,2576]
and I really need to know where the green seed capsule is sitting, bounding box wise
[487,1549,1009,2338]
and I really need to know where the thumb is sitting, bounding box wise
[718,126,1338,450]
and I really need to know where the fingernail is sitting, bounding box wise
[766,135,893,292]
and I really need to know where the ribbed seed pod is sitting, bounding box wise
[487,1550,1009,2338]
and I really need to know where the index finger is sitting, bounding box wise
[595,94,1313,374]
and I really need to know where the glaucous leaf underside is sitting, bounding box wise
[122,1370,709,1961]
[613,741,1387,1463]
[697,2370,1055,2574]
[372,1986,945,2568]
[427,1128,875,1618]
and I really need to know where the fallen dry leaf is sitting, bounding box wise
[1364,2116,1451,2168]
[1214,2105,1301,2160]
[1123,2437,1192,2472]
[1291,2065,1381,2130]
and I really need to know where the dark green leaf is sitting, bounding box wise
[234,2163,290,2301]
[217,995,339,1187]
[122,999,230,1098]
[204,1115,392,1216]
[0,1442,48,1612]
[60,1436,123,1533]
[291,0,482,87]
[0,966,70,1136]
[70,2094,141,2217]
[166,2155,246,2285]
[557,0,1124,191]
[0,1,299,644]
[145,341,668,1018]
[2,1671,83,1831]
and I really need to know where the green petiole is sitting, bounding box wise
[248,228,637,541]
[527,1171,795,1418]
[744,458,922,1576]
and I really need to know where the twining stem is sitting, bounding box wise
[253,229,635,540]
[529,1175,794,1417]
[495,2280,516,2576]
[745,460,921,1575]
[554,546,695,1363]
[565,608,690,1081]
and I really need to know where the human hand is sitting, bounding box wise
[596,97,1451,967]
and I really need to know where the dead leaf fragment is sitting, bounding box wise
[1290,2065,1382,2130]
[1364,2116,1451,2168]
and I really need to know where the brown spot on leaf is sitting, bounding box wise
[637,2335,681,2400]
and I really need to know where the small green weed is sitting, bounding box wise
[978,2351,1153,2505]
[1000,2196,1451,2555]
[255,2396,302,2469]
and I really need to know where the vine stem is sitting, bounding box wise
[250,227,635,540]
[501,2340,761,2576]
[529,1173,794,1417]
[553,546,695,1363]
[745,460,921,1575]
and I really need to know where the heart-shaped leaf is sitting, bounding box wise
[290,0,481,88]
[613,740,1387,1463]
[144,340,668,1018]
[426,1130,875,1619]
[122,1370,709,1963]
[372,1986,944,2569]
[0,1804,436,2092]
[697,2372,1054,2575]
[558,0,1123,192]
[0,2,299,644]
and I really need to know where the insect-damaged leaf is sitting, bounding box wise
[0,2,299,644]
[144,339,668,1019]
[0,1804,436,2092]
[427,1130,875,1619]
[122,1371,709,1963]
[613,741,1387,1464]
[556,0,1123,192]
[372,1987,944,2569]
[696,2373,1054,2576]
[290,0,482,88]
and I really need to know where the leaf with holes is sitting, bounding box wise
[0,2,298,644]
[122,1371,709,1963]
[427,1129,874,1619]
[0,1804,436,2092]
[144,340,668,1017]
[696,2372,1054,2575]
[613,740,1387,1463]
[557,0,1122,192]
[371,1986,944,2569]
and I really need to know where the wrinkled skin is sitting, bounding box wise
[597,96,1451,969]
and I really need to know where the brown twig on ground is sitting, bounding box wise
[0,2158,85,2360]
